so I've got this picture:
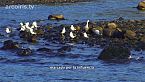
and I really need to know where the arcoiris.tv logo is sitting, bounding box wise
[5,5,35,9]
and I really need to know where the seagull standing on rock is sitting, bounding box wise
[83,32,89,38]
[61,27,66,35]
[20,22,26,31]
[85,20,90,32]
[25,22,37,35]
[70,25,76,31]
[70,32,76,39]
[32,21,38,29]
[92,29,102,35]
[29,28,37,35]
[25,22,30,30]
[5,27,11,34]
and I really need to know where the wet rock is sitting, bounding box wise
[98,45,131,60]
[19,31,37,43]
[137,1,145,10]
[35,29,44,35]
[135,41,145,51]
[112,28,125,38]
[118,17,124,21]
[27,35,37,43]
[1,40,20,50]
[48,14,65,20]
[107,23,117,29]
[124,30,136,40]
[103,28,115,37]
[140,36,145,42]
[17,48,32,56]
[19,31,30,38]
[75,25,81,31]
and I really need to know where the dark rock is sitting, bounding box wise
[140,36,145,42]
[135,41,145,51]
[137,1,145,10]
[118,17,124,21]
[19,31,37,43]
[35,29,44,35]
[112,28,125,38]
[98,45,131,60]
[19,31,30,38]
[27,35,37,43]
[17,48,32,56]
[103,28,115,37]
[1,40,20,50]
[48,14,65,20]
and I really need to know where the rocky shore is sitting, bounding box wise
[0,17,145,61]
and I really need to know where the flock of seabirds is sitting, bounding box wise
[5,20,101,39]
[3,20,145,60]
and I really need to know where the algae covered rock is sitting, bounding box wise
[124,30,136,40]
[107,22,117,29]
[137,1,145,10]
[48,14,65,20]
[98,45,131,60]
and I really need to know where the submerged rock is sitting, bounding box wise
[17,48,32,56]
[1,40,20,50]
[48,14,65,20]
[137,1,145,10]
[37,47,52,53]
[98,45,131,60]
[58,46,72,53]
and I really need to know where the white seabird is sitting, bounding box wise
[25,22,30,29]
[32,21,38,29]
[70,25,76,31]
[69,32,76,39]
[83,32,89,38]
[29,28,37,35]
[61,27,66,35]
[20,22,26,31]
[25,22,36,34]
[84,20,90,31]
[93,29,101,35]
[5,27,11,34]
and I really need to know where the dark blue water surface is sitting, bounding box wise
[0,0,144,26]
[0,0,145,82]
